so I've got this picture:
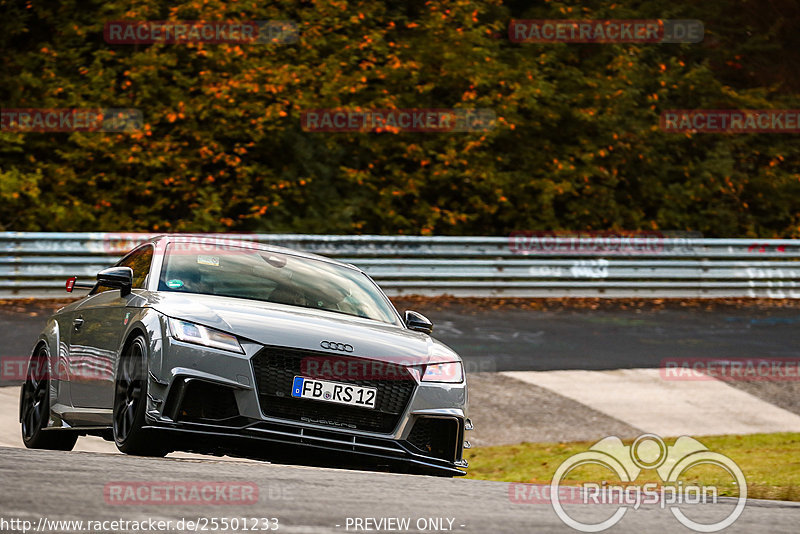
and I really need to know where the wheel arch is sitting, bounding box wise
[112,321,168,456]
[28,339,50,391]
[30,339,49,373]
[32,338,47,354]
[119,326,150,361]
[33,316,63,390]
[116,308,165,373]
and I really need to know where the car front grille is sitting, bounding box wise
[251,346,417,433]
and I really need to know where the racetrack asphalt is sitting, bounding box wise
[2,446,799,533]
[2,300,800,446]
[4,299,800,374]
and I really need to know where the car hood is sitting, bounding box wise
[148,292,460,365]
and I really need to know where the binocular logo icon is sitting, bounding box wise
[550,434,747,532]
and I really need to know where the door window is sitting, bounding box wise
[93,244,154,294]
[120,245,154,289]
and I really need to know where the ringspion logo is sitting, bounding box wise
[543,434,746,532]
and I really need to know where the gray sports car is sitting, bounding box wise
[19,235,470,475]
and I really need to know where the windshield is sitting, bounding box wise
[158,242,400,325]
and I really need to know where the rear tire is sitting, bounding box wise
[20,346,78,450]
[113,335,168,457]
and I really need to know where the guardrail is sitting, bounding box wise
[1,232,800,298]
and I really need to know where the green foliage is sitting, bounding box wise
[1,0,798,236]
[466,432,800,502]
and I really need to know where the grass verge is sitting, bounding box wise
[465,432,800,502]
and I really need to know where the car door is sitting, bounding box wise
[68,245,154,409]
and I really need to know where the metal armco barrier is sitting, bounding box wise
[1,232,800,298]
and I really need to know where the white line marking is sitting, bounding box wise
[503,368,800,436]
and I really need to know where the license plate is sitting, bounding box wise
[291,376,377,409]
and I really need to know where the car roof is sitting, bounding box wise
[138,234,361,272]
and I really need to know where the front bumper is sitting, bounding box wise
[145,334,469,475]
[143,417,466,476]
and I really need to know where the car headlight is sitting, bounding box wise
[421,362,464,383]
[168,318,244,354]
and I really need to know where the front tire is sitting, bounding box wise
[20,346,78,450]
[113,335,168,456]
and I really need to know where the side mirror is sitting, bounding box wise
[97,267,133,297]
[404,310,433,334]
